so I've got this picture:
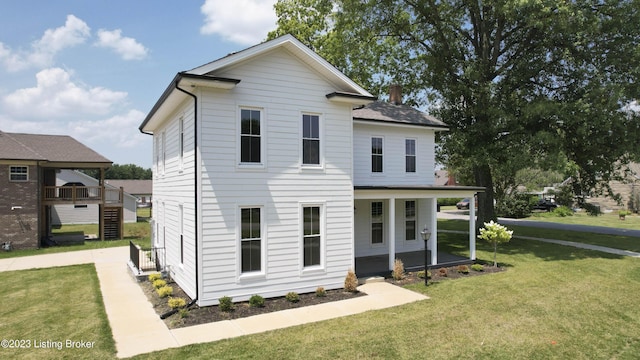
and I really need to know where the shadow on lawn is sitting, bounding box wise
[438,231,623,263]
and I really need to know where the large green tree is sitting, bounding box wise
[270,0,640,224]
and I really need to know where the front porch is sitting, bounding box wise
[355,250,472,278]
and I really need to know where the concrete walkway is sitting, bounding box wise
[0,248,428,358]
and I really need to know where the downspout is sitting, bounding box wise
[166,82,199,315]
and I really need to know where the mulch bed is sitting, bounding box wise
[139,263,505,329]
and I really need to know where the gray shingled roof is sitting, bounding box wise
[0,131,111,165]
[352,101,448,128]
[105,179,152,195]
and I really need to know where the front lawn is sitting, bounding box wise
[0,264,116,359]
[527,210,640,230]
[439,219,640,253]
[132,231,640,359]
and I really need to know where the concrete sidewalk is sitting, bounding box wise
[0,247,429,358]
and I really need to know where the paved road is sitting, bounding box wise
[438,210,640,238]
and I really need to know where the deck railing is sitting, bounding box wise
[42,185,123,204]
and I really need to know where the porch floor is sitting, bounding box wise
[355,251,471,278]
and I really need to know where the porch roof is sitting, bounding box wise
[354,185,484,199]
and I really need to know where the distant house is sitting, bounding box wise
[52,170,138,225]
[138,35,483,306]
[0,131,123,249]
[105,179,152,207]
[586,162,640,212]
[434,170,457,186]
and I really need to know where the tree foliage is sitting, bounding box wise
[83,164,152,180]
[270,0,640,225]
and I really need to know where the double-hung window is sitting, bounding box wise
[240,207,261,273]
[405,139,416,173]
[371,201,383,244]
[371,137,383,173]
[302,114,320,165]
[405,200,416,241]
[303,206,321,267]
[240,109,261,163]
[9,166,28,181]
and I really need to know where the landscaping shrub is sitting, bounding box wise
[249,294,265,308]
[553,206,573,217]
[178,308,189,318]
[218,296,234,312]
[582,203,602,216]
[344,269,359,292]
[471,264,484,272]
[148,273,162,282]
[168,297,186,309]
[315,287,326,297]
[417,270,431,279]
[496,192,535,218]
[437,198,463,207]
[457,265,470,274]
[392,259,405,280]
[285,292,300,303]
[153,279,167,289]
[156,285,173,298]
[438,268,448,277]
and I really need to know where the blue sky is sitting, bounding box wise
[0,0,278,168]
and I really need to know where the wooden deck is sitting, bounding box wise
[355,251,472,278]
[42,185,123,205]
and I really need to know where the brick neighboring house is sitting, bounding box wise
[0,131,115,249]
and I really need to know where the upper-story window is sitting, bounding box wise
[9,166,28,181]
[302,114,320,165]
[240,108,262,164]
[405,139,416,173]
[371,137,383,173]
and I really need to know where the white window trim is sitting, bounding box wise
[237,205,266,281]
[405,138,417,174]
[370,200,385,247]
[179,117,184,171]
[237,106,267,170]
[300,112,324,170]
[404,200,417,243]
[371,136,384,175]
[9,165,28,182]
[299,202,326,275]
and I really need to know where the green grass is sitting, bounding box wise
[127,230,640,359]
[0,264,116,359]
[0,221,150,259]
[439,219,640,253]
[527,211,640,230]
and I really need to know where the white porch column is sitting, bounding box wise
[388,197,396,271]
[469,195,477,260]
[430,198,438,266]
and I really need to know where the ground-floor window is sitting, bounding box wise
[371,201,383,244]
[303,206,321,267]
[405,200,416,241]
[240,207,261,273]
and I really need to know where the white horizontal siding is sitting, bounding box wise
[353,122,436,186]
[193,49,355,305]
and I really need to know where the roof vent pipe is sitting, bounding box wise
[389,84,402,105]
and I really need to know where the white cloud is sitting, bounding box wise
[69,109,146,148]
[2,67,127,119]
[0,15,90,72]
[200,0,277,45]
[95,29,148,60]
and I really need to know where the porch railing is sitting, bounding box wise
[129,241,163,274]
[42,185,123,204]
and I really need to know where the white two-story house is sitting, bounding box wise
[139,35,482,306]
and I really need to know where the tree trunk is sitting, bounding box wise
[474,163,496,230]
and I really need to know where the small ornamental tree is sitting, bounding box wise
[478,221,513,267]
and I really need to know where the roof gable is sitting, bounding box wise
[187,34,373,97]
